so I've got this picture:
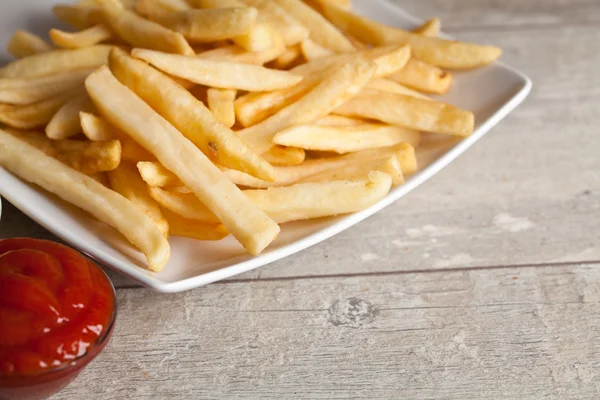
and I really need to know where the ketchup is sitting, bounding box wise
[0,238,116,400]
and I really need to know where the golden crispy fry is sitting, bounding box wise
[273,123,420,153]
[366,78,431,100]
[148,186,220,223]
[109,48,273,180]
[0,69,91,105]
[413,18,441,37]
[335,90,474,137]
[107,162,169,237]
[0,45,112,78]
[274,0,354,53]
[271,45,302,69]
[300,38,332,61]
[100,4,194,55]
[137,161,183,188]
[300,155,404,186]
[132,48,302,91]
[262,146,305,166]
[46,94,95,140]
[163,209,229,241]
[52,4,100,30]
[238,56,376,154]
[7,30,52,58]
[54,139,121,174]
[134,0,190,17]
[151,8,258,42]
[389,59,453,95]
[396,141,417,175]
[313,115,365,126]
[86,66,280,255]
[0,88,83,129]
[49,25,113,49]
[80,111,155,162]
[318,1,502,69]
[0,129,170,271]
[197,38,286,65]
[206,88,236,128]
[239,0,309,46]
[244,171,392,223]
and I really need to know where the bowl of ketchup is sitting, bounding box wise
[0,238,116,400]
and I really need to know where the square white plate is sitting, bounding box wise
[0,0,531,292]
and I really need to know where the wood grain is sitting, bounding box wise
[53,264,600,399]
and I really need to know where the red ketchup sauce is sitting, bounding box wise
[0,238,116,400]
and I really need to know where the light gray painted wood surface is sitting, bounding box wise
[0,0,598,398]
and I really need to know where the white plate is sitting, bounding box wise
[0,0,531,292]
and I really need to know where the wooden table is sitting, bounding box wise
[2,0,600,398]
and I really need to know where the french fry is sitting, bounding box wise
[148,186,219,223]
[0,88,83,129]
[132,48,303,91]
[300,38,332,61]
[318,0,351,9]
[238,56,376,154]
[0,129,170,271]
[238,0,309,46]
[163,209,229,241]
[52,4,100,30]
[99,3,195,56]
[335,91,474,137]
[0,46,112,78]
[317,1,502,69]
[274,0,354,53]
[150,8,258,42]
[299,155,404,186]
[86,66,280,255]
[7,30,52,58]
[137,161,183,188]
[109,48,273,180]
[80,112,155,162]
[46,94,95,140]
[366,78,431,100]
[0,69,92,105]
[197,38,286,65]
[134,0,190,18]
[206,88,236,128]
[54,139,122,174]
[244,171,392,223]
[271,45,302,69]
[413,18,441,37]
[262,146,305,166]
[314,115,365,126]
[107,162,169,237]
[273,123,421,153]
[49,25,114,49]
[389,59,453,95]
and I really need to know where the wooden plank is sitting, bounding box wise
[53,263,600,399]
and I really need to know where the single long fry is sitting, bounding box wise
[413,18,441,37]
[389,59,453,95]
[0,69,92,105]
[197,39,285,65]
[300,155,404,186]
[335,91,474,137]
[366,78,431,100]
[49,25,114,49]
[54,139,122,174]
[0,45,112,78]
[0,130,170,271]
[7,30,52,58]
[110,48,273,180]
[314,115,365,126]
[273,123,420,153]
[134,0,190,17]
[107,162,169,237]
[318,1,502,69]
[138,161,183,188]
[132,48,302,91]
[52,4,100,30]
[239,0,309,46]
[262,146,305,166]
[100,4,194,55]
[0,88,83,129]
[46,94,95,140]
[148,186,219,223]
[151,8,258,42]
[86,66,280,254]
[164,209,228,241]
[80,112,155,162]
[238,56,376,154]
[207,88,236,128]
[274,0,354,53]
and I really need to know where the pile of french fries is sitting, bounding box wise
[0,0,502,271]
